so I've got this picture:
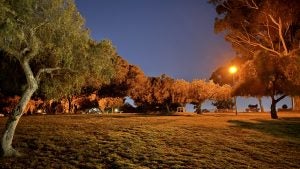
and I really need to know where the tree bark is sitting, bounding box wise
[258,97,264,112]
[291,96,294,111]
[270,95,286,119]
[234,97,237,115]
[1,60,38,157]
[197,103,202,114]
[166,104,170,113]
[67,96,73,113]
[270,98,278,119]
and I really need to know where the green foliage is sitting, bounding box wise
[212,99,234,109]
[0,0,117,100]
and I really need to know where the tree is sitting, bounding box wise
[210,0,300,119]
[126,65,152,108]
[210,56,246,86]
[98,97,123,113]
[234,51,300,117]
[98,55,131,98]
[210,57,266,112]
[212,99,234,109]
[39,39,117,113]
[189,79,232,113]
[152,74,174,112]
[189,80,217,113]
[172,79,190,106]
[0,0,115,157]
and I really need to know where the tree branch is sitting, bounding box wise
[268,15,279,26]
[278,18,288,55]
[228,34,281,56]
[275,95,287,103]
[35,67,61,83]
[268,15,289,55]
[242,0,259,9]
[265,15,274,50]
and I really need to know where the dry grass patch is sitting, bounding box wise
[0,112,299,168]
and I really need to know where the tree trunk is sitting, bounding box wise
[291,96,294,111]
[258,97,264,112]
[166,104,170,113]
[234,97,237,115]
[197,103,202,114]
[67,96,73,113]
[270,98,278,119]
[270,95,286,119]
[1,60,38,157]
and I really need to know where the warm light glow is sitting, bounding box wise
[229,66,237,74]
[114,108,119,112]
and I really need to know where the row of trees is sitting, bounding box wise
[210,0,300,119]
[0,0,232,157]
[131,76,232,113]
[2,0,298,157]
[99,56,232,113]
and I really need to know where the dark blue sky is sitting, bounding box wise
[75,0,234,80]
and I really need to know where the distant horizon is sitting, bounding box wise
[125,96,293,113]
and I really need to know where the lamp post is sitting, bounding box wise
[229,66,238,115]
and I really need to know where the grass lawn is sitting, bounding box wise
[0,112,299,169]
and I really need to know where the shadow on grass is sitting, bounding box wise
[97,112,198,118]
[228,117,300,141]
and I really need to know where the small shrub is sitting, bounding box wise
[282,104,288,109]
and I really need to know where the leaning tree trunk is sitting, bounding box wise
[270,95,286,119]
[1,60,38,157]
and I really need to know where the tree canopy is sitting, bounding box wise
[210,0,300,119]
[0,0,117,157]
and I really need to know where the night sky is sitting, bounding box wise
[75,0,235,81]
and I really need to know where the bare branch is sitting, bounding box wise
[268,15,279,26]
[35,67,78,83]
[228,34,281,56]
[278,18,288,55]
[243,0,259,9]
[269,14,288,56]
[222,0,233,11]
[269,14,288,55]
[265,15,274,50]
[35,67,61,82]
[21,48,30,56]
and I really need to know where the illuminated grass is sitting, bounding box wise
[0,112,299,168]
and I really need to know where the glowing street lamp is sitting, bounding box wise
[229,66,237,74]
[229,65,238,115]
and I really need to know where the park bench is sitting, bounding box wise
[245,104,260,112]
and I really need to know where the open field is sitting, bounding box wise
[0,112,300,169]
